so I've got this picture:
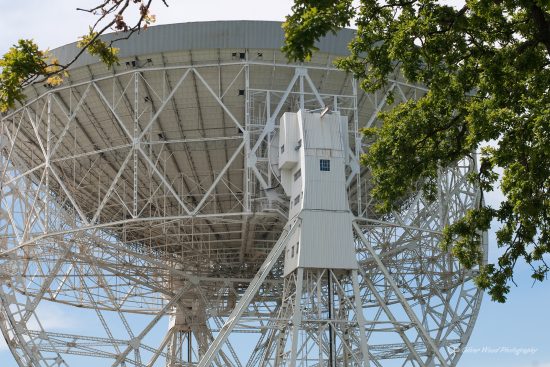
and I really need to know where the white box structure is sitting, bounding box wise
[279,111,357,276]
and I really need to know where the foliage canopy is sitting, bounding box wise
[284,0,550,302]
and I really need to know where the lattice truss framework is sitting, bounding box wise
[0,51,485,367]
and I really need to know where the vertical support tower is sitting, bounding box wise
[271,111,369,366]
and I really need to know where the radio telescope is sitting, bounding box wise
[0,21,485,367]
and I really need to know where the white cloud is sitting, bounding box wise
[0,301,84,349]
[31,301,85,331]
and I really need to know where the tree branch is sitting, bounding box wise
[529,0,550,56]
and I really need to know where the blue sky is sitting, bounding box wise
[1,1,548,366]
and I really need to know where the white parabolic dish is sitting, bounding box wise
[0,21,485,367]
